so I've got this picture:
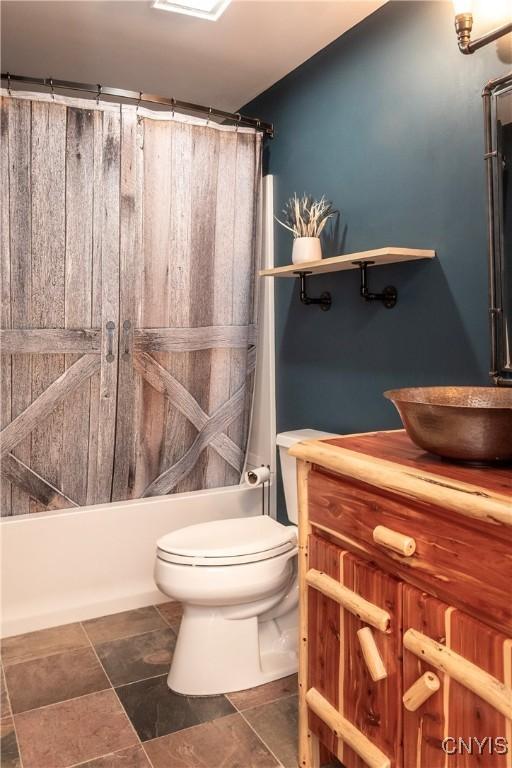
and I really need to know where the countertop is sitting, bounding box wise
[289,429,512,528]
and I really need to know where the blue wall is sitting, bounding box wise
[244,1,510,438]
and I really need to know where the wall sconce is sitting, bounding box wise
[454,0,512,54]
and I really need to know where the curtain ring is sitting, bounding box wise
[49,78,55,100]
[7,72,11,96]
[206,106,212,126]
[171,97,176,118]
[96,84,102,106]
[235,112,241,132]
[136,90,142,114]
[256,119,261,130]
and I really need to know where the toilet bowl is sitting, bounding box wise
[155,516,298,695]
[154,428,335,696]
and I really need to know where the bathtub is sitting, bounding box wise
[0,484,269,637]
[0,175,276,638]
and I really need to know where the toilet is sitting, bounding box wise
[154,428,333,696]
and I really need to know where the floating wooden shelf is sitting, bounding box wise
[259,247,436,310]
[258,247,436,278]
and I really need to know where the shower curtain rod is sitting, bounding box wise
[1,72,274,137]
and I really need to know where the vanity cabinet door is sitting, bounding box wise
[307,534,402,768]
[307,534,342,756]
[402,585,512,768]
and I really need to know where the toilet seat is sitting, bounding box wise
[157,516,297,566]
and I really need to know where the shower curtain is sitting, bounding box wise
[0,91,262,516]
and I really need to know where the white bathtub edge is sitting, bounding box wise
[1,485,262,638]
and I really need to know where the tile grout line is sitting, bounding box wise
[136,706,286,765]
[153,602,181,631]
[1,640,91,669]
[7,684,114,719]
[80,622,158,768]
[239,692,300,768]
[80,622,156,768]
[2,604,174,669]
[88,626,174,647]
[108,686,157,768]
[139,741,157,768]
[227,685,298,715]
[83,621,177,650]
[1,661,26,768]
[244,691,298,712]
[237,706,287,768]
[64,743,154,768]
[141,708,239,749]
[112,671,170,690]
[83,607,177,691]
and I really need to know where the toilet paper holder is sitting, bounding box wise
[245,465,271,516]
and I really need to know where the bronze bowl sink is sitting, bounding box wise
[384,386,512,464]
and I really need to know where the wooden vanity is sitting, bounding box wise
[289,430,512,768]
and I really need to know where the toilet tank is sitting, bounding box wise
[276,429,336,525]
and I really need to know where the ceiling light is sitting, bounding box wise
[152,0,231,21]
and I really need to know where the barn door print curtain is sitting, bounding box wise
[0,92,262,516]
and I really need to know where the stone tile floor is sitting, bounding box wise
[0,603,300,768]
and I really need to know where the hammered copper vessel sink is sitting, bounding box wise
[384,386,512,463]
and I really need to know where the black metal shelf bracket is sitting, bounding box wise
[294,271,332,311]
[353,261,397,309]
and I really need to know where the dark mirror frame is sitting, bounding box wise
[484,72,512,386]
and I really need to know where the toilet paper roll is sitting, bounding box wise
[245,466,271,487]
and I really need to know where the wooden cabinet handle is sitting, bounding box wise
[372,525,416,557]
[306,687,390,768]
[403,628,512,720]
[306,569,391,632]
[403,672,440,711]
[357,627,387,681]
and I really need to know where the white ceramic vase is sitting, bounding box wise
[292,236,322,265]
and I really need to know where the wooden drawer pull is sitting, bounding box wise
[306,687,390,768]
[357,627,387,681]
[372,525,416,557]
[403,628,512,720]
[403,672,440,711]
[306,569,391,632]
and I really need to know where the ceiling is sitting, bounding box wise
[1,1,385,112]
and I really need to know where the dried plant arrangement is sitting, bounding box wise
[275,194,336,238]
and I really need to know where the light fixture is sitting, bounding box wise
[152,0,231,21]
[453,0,512,54]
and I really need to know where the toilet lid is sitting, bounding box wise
[157,516,297,566]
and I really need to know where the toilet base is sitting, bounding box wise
[167,603,298,696]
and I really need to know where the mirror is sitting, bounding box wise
[487,75,512,383]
